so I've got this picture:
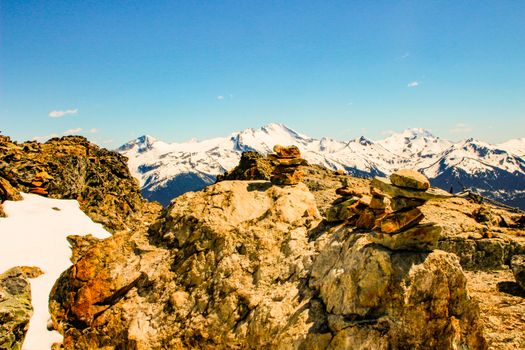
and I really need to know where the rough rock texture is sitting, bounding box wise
[0,135,161,231]
[217,152,274,182]
[49,180,486,349]
[390,169,430,190]
[310,233,486,349]
[510,254,525,290]
[0,266,43,350]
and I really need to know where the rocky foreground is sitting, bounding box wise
[1,140,525,349]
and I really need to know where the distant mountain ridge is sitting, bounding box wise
[117,123,525,209]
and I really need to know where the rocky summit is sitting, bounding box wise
[0,135,160,232]
[2,141,525,349]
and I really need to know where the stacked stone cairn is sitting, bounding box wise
[269,145,307,185]
[327,169,452,251]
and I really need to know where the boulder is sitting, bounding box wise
[270,171,304,185]
[0,266,43,349]
[0,177,22,202]
[390,169,430,190]
[310,235,486,349]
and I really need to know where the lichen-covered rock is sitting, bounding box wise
[49,180,486,349]
[310,234,486,349]
[0,135,161,232]
[371,223,442,251]
[0,266,43,350]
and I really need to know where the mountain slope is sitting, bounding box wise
[118,124,525,209]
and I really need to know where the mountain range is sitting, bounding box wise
[117,123,525,209]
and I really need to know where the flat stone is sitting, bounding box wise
[273,145,301,159]
[270,171,303,186]
[28,187,49,196]
[325,197,360,222]
[370,224,442,251]
[371,177,452,201]
[273,165,299,174]
[336,187,364,197]
[390,169,430,190]
[380,207,424,233]
[277,158,307,167]
[390,197,426,211]
[334,169,346,176]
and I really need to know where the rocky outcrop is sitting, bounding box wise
[49,180,486,349]
[0,266,43,349]
[0,135,160,231]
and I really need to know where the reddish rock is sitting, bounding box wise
[380,208,424,234]
[29,187,49,196]
[356,208,377,230]
[0,176,22,201]
[336,187,365,197]
[277,158,307,167]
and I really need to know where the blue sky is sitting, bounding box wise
[1,1,524,147]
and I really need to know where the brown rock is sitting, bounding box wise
[273,144,301,158]
[325,197,359,222]
[334,169,346,176]
[370,223,442,251]
[356,208,377,229]
[380,207,424,233]
[270,171,303,185]
[390,169,430,190]
[371,177,452,201]
[369,194,387,210]
[273,165,298,174]
[336,186,364,197]
[390,196,426,211]
[0,176,22,201]
[28,187,48,196]
[277,157,307,166]
[31,180,44,187]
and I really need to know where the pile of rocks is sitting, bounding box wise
[269,145,307,185]
[326,169,452,251]
[369,169,451,250]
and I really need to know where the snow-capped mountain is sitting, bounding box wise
[118,123,525,209]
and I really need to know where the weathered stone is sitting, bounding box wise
[334,169,346,176]
[0,176,22,201]
[510,254,525,290]
[356,208,377,229]
[273,144,301,158]
[325,197,359,222]
[370,224,442,250]
[0,135,161,232]
[390,169,430,190]
[310,236,486,349]
[270,171,303,186]
[390,196,426,211]
[217,151,274,182]
[369,194,387,210]
[273,164,297,174]
[277,157,307,167]
[380,207,424,233]
[371,177,452,201]
[0,267,42,349]
[336,186,365,197]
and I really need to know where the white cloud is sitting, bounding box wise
[216,95,225,100]
[89,128,98,133]
[32,133,59,142]
[63,128,82,135]
[48,108,78,118]
[407,81,419,88]
[450,123,472,134]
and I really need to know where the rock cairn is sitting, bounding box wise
[327,169,452,250]
[269,145,307,185]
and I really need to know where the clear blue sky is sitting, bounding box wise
[1,1,524,147]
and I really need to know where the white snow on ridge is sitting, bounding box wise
[118,123,525,194]
[0,194,111,350]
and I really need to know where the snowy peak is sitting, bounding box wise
[118,134,160,153]
[498,137,525,157]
